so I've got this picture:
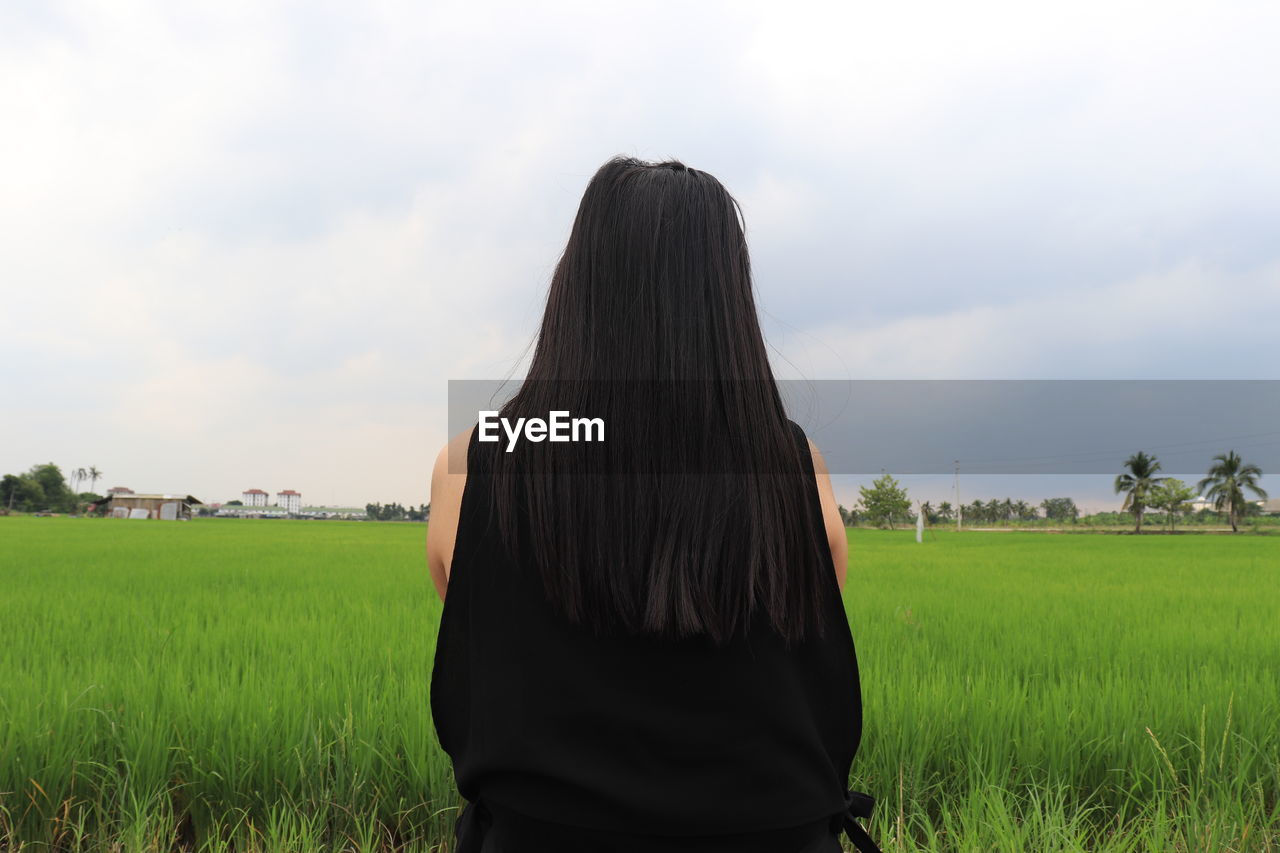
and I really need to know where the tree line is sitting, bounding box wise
[1,463,105,514]
[4,447,1265,534]
[365,502,431,522]
[839,448,1268,534]
[1114,449,1266,533]
[838,474,1085,529]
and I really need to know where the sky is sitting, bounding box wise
[2,0,1277,511]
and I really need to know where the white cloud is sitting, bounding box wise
[2,0,1277,504]
[772,259,1280,380]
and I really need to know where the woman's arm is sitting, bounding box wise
[808,438,849,592]
[425,426,474,602]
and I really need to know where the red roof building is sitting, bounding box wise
[241,488,269,507]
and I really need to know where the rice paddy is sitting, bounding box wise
[0,517,1276,851]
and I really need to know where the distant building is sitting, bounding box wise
[1189,495,1218,512]
[1257,498,1280,516]
[242,488,269,507]
[107,486,134,496]
[276,490,302,513]
[108,493,203,520]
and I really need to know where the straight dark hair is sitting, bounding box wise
[487,156,833,649]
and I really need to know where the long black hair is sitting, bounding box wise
[487,156,833,649]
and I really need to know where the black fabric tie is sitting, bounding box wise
[453,797,491,853]
[830,788,882,853]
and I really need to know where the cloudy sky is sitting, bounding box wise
[3,0,1277,511]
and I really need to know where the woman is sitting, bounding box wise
[426,157,880,853]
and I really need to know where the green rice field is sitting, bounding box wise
[0,517,1276,851]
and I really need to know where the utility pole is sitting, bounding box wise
[954,459,962,531]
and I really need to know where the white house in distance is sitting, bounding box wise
[242,488,269,507]
[276,490,302,513]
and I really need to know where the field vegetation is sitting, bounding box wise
[1,518,1276,851]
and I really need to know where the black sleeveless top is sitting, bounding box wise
[430,420,880,853]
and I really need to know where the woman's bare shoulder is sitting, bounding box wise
[427,425,476,592]
[803,434,850,591]
[805,436,828,473]
[432,425,476,484]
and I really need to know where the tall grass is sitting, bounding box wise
[849,530,1279,851]
[0,518,457,850]
[0,519,1276,850]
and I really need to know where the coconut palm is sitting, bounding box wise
[968,500,985,524]
[88,466,102,493]
[1196,450,1267,533]
[999,498,1014,522]
[1114,451,1166,534]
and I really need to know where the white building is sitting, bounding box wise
[276,490,302,513]
[1188,495,1218,512]
[242,488,269,507]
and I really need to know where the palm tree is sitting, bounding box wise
[1196,450,1267,533]
[88,466,102,493]
[999,498,1015,522]
[1114,451,1166,534]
